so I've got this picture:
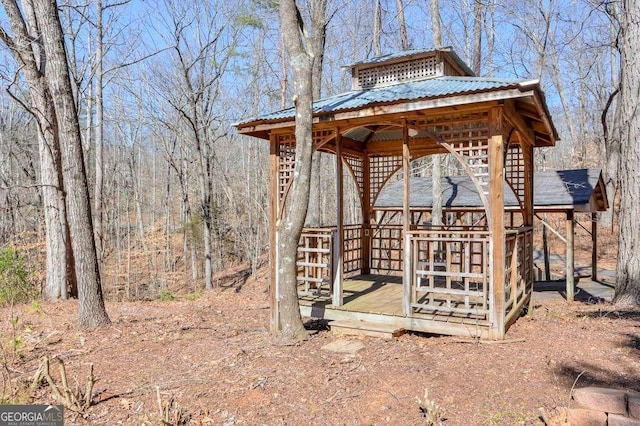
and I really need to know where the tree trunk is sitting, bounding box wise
[40,132,69,299]
[396,0,409,50]
[600,88,620,228]
[430,0,442,48]
[484,0,495,76]
[94,0,105,265]
[277,0,319,343]
[613,0,640,305]
[33,0,110,326]
[373,0,382,56]
[0,0,75,301]
[472,0,483,75]
[305,0,327,227]
[430,0,444,227]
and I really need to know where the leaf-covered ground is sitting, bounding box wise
[1,270,638,425]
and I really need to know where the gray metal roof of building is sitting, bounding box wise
[237,76,526,125]
[374,169,607,212]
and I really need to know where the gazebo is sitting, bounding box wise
[236,48,559,339]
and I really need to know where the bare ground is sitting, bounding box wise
[1,270,638,425]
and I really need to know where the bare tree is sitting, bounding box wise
[429,0,444,227]
[0,1,74,300]
[612,0,640,305]
[0,0,109,326]
[472,0,483,75]
[94,0,105,263]
[277,0,322,342]
[373,0,382,56]
[429,0,442,49]
[151,0,237,290]
[305,0,328,227]
[396,0,409,50]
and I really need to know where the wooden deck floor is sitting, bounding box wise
[299,275,404,316]
[299,275,491,337]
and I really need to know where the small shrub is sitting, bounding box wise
[0,248,35,306]
[158,290,175,302]
[183,293,201,301]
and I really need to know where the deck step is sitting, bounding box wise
[329,319,406,340]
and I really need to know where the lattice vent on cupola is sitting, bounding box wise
[356,55,439,89]
[351,49,472,91]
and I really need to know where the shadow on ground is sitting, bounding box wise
[576,309,640,322]
[556,330,640,391]
[555,360,640,391]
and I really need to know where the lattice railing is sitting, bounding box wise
[344,153,364,201]
[505,145,526,210]
[409,227,491,320]
[504,227,533,324]
[277,133,296,208]
[370,224,403,273]
[343,225,363,274]
[445,140,490,210]
[313,129,335,150]
[297,228,333,297]
[413,114,491,216]
[370,156,403,207]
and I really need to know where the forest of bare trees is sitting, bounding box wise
[0,0,637,321]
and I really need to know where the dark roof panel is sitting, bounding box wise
[374,169,607,212]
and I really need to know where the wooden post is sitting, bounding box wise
[333,131,344,307]
[489,106,505,339]
[566,209,575,301]
[402,119,412,317]
[591,212,598,281]
[269,134,280,332]
[522,144,535,313]
[362,153,371,275]
[542,218,551,281]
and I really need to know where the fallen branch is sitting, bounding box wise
[450,338,526,345]
[31,356,95,412]
[156,386,191,425]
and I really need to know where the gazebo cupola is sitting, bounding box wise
[236,47,558,340]
[349,48,474,90]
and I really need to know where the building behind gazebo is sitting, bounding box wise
[236,48,559,339]
[376,168,609,302]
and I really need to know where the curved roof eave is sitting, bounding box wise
[236,78,558,145]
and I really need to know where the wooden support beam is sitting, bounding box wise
[534,213,567,243]
[269,134,280,332]
[592,212,598,281]
[504,100,535,147]
[488,106,506,340]
[402,119,412,317]
[333,131,344,307]
[566,210,575,301]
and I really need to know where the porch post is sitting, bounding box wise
[333,130,344,307]
[489,107,506,339]
[402,119,412,316]
[591,212,598,281]
[566,209,575,301]
[269,133,280,332]
[522,143,536,313]
[361,153,371,275]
